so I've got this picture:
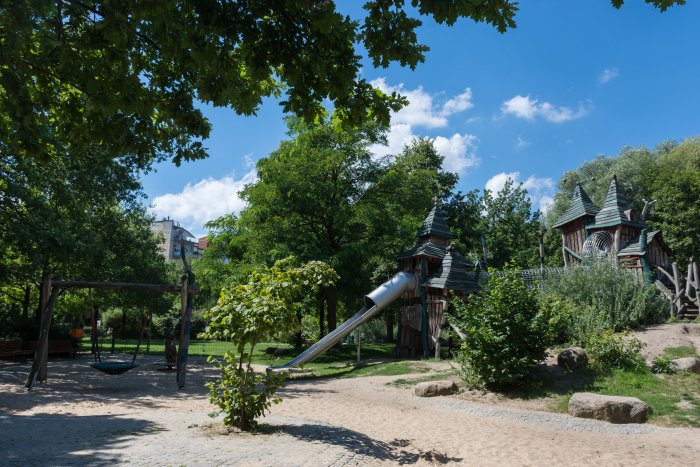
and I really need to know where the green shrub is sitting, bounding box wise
[537,291,577,344]
[651,355,677,374]
[450,267,548,388]
[587,330,646,373]
[542,262,666,331]
[207,353,285,429]
[202,258,337,430]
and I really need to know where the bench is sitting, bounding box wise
[0,339,34,358]
[27,339,77,357]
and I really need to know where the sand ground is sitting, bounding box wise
[1,323,699,466]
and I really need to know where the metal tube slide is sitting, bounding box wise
[271,272,416,370]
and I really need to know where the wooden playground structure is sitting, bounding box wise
[25,251,197,391]
[553,175,698,319]
[656,260,700,320]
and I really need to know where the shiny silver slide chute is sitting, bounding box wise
[270,272,416,370]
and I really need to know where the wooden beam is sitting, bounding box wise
[176,271,195,390]
[563,246,583,261]
[693,262,700,311]
[657,265,675,283]
[26,272,62,390]
[51,280,198,294]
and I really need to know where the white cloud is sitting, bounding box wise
[599,67,619,84]
[440,88,474,116]
[485,172,555,213]
[371,78,473,129]
[501,95,589,123]
[433,133,479,173]
[371,123,415,159]
[515,136,530,150]
[369,78,479,174]
[150,170,257,237]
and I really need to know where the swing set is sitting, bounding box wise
[25,255,197,391]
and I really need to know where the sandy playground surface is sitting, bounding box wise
[1,323,700,466]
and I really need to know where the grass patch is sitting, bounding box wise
[662,346,698,359]
[85,338,434,380]
[553,369,700,427]
[286,359,430,380]
[263,343,426,379]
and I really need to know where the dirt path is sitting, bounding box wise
[1,350,699,466]
[631,322,700,363]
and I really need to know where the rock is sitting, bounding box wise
[568,392,651,424]
[671,357,700,374]
[414,380,458,397]
[557,347,588,371]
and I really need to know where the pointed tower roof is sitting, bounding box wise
[416,202,452,240]
[552,183,600,228]
[589,175,646,229]
[424,244,480,292]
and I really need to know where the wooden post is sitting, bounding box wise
[37,271,52,383]
[692,261,700,311]
[672,262,681,295]
[480,235,489,272]
[26,271,61,390]
[561,233,569,267]
[686,259,693,297]
[538,230,545,271]
[419,256,429,359]
[176,271,195,390]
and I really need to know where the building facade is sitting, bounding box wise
[151,218,202,260]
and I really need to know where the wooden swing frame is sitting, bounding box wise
[25,259,197,391]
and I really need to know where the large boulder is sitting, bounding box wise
[568,392,651,424]
[557,347,588,371]
[414,380,458,397]
[671,357,700,374]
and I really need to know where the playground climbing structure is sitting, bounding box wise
[553,175,671,277]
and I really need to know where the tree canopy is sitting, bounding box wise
[1,0,684,168]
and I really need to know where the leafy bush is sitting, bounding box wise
[207,353,285,429]
[541,262,666,340]
[449,267,549,388]
[651,355,677,374]
[537,291,577,344]
[587,330,646,373]
[202,258,338,430]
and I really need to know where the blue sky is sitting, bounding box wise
[143,1,700,238]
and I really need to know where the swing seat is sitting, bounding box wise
[91,361,139,375]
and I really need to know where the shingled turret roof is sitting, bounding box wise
[552,183,600,229]
[396,241,446,260]
[589,176,646,229]
[416,202,452,239]
[424,244,479,292]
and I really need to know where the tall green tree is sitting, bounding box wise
[240,118,386,332]
[480,179,541,269]
[652,138,700,261]
[0,147,171,331]
[2,1,683,167]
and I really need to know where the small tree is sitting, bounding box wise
[201,258,337,430]
[449,267,548,388]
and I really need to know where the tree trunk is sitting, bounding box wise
[295,308,303,348]
[22,286,30,319]
[317,294,326,340]
[325,287,337,333]
[385,309,394,343]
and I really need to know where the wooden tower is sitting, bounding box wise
[553,175,671,274]
[396,203,479,358]
[552,182,599,265]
